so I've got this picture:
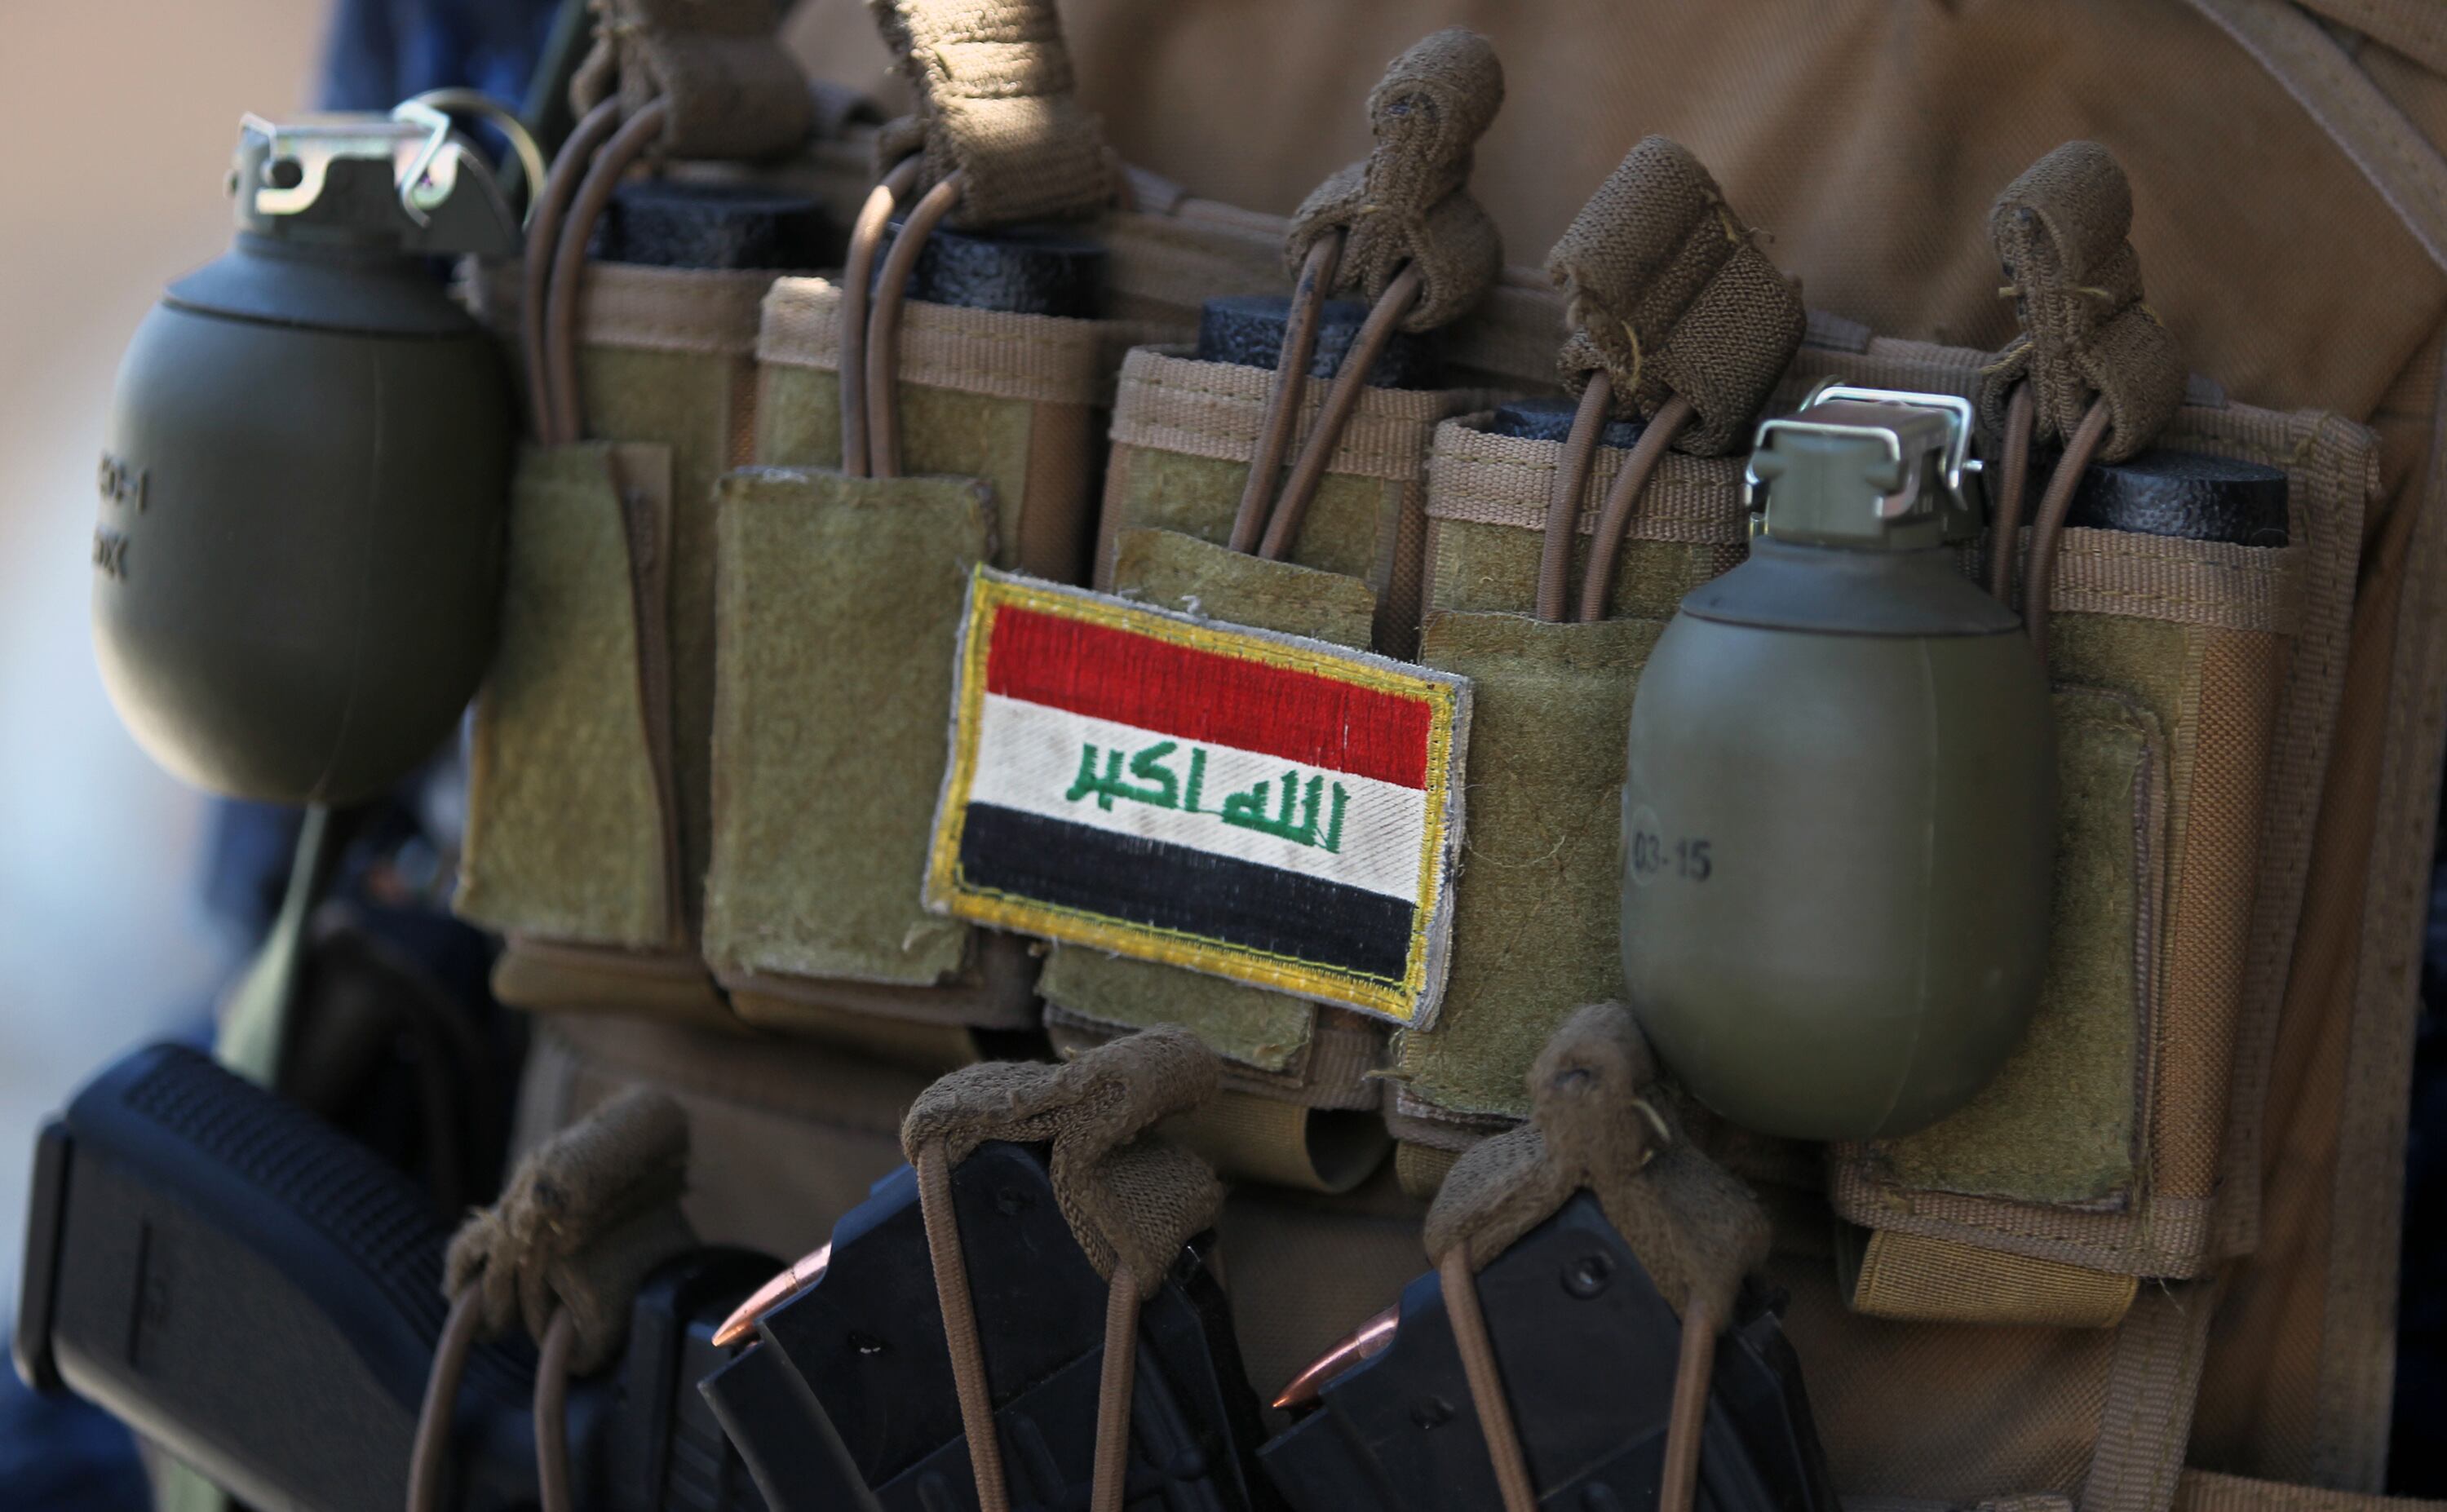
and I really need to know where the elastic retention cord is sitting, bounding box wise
[521,97,622,439]
[404,1289,580,1512]
[865,171,971,480]
[1575,394,1694,621]
[1656,1296,1717,1512]
[1441,1247,1536,1512]
[1089,1262,1143,1512]
[407,1286,484,1512]
[1444,1243,1714,1512]
[534,1310,578,1512]
[1987,383,2037,604]
[2019,396,2112,665]
[1533,377,1613,622]
[1228,235,1344,555]
[540,99,671,445]
[915,1144,1011,1512]
[1257,264,1424,561]
[838,157,924,479]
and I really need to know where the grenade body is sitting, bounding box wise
[1623,537,2055,1141]
[94,237,511,805]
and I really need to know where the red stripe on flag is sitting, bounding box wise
[984,605,1433,789]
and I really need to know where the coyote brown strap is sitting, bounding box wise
[1547,137,1806,458]
[901,1026,1226,1291]
[869,0,1115,228]
[1285,28,1507,333]
[443,1087,697,1373]
[1424,1004,1766,1512]
[1978,142,2186,463]
[1423,1002,1769,1322]
[904,1028,1225,1512]
[569,0,814,161]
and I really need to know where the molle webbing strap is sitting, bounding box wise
[1979,142,2187,463]
[900,1026,1225,1293]
[1546,137,1806,458]
[1422,1003,1769,1324]
[569,0,814,161]
[443,1087,698,1373]
[868,0,1114,228]
[1285,28,1507,333]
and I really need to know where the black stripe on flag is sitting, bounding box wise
[956,804,1415,984]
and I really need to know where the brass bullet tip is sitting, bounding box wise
[712,1242,831,1349]
[1271,1303,1398,1410]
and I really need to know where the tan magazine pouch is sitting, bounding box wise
[1033,29,1511,1191]
[1044,358,1493,1193]
[1388,419,1750,1189]
[1816,144,2373,1324]
[755,276,1141,583]
[459,264,775,1023]
[1830,404,2365,1323]
[699,277,1158,1062]
[699,467,1038,1058]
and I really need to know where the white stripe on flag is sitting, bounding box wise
[966,693,1430,904]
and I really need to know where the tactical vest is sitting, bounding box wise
[425,1,2447,1508]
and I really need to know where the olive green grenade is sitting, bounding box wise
[93,107,520,803]
[1623,387,2054,1139]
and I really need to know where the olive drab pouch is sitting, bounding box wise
[697,0,1137,1059]
[455,0,820,1022]
[457,441,706,1012]
[1041,29,1511,1192]
[1818,147,2350,1323]
[1387,138,1803,1193]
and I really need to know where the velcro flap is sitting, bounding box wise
[704,466,997,986]
[460,440,679,951]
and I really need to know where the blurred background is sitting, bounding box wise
[0,0,330,1329]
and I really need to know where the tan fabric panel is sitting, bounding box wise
[1849,1230,2139,1331]
[2193,341,2447,1491]
[467,259,772,359]
[511,1013,936,1262]
[2156,629,2286,1209]
[1107,345,1498,482]
[783,0,2447,423]
[757,276,1146,408]
[1767,1247,2115,1500]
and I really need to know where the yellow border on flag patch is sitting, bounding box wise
[923,568,1467,1027]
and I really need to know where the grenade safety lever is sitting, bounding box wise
[1743,385,1986,542]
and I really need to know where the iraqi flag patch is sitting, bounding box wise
[925,569,1471,1028]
